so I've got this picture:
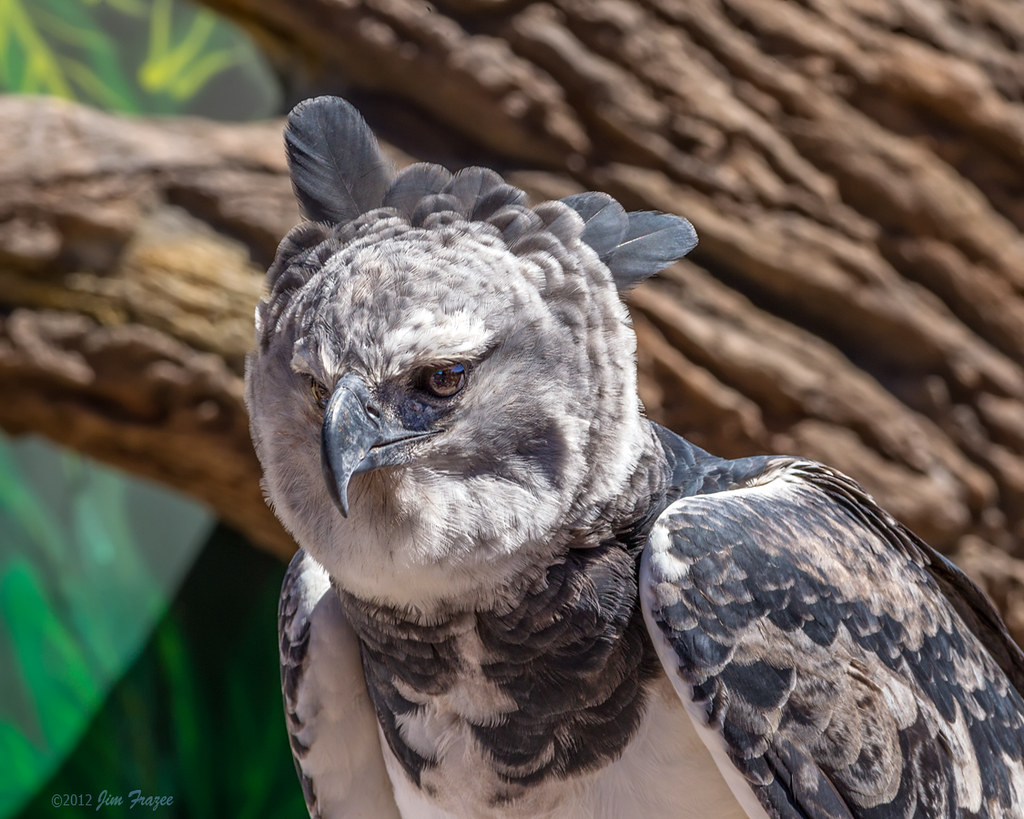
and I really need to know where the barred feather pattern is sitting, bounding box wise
[642,435,1024,818]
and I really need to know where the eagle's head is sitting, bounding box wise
[245,97,696,610]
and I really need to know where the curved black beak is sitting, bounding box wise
[320,374,436,517]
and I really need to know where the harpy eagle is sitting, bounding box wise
[245,96,1024,818]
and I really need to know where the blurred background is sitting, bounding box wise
[0,1,302,816]
[1,0,1023,817]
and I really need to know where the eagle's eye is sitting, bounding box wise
[420,364,466,398]
[310,378,331,409]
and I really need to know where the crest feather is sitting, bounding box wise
[382,163,452,219]
[561,193,628,260]
[443,168,507,213]
[411,194,464,226]
[606,211,698,290]
[285,96,393,224]
[282,96,697,293]
[564,192,697,291]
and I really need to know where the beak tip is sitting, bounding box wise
[322,458,352,518]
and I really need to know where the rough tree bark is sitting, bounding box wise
[2,1,1023,634]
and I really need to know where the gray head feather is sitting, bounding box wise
[561,193,697,291]
[247,95,700,608]
[285,96,394,224]
[560,192,628,258]
[381,163,452,218]
[606,211,698,290]
[447,168,526,220]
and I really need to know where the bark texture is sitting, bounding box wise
[1,1,1023,633]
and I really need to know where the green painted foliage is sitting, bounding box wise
[0,435,211,817]
[2,3,289,815]
[0,437,307,818]
[0,0,279,118]
[17,529,307,819]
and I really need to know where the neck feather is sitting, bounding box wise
[337,426,672,792]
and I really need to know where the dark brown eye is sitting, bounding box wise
[310,378,331,409]
[420,363,466,398]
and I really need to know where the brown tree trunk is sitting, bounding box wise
[2,1,1024,633]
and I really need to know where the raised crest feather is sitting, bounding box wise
[561,192,628,260]
[444,167,508,212]
[282,96,696,288]
[381,163,452,219]
[562,194,696,291]
[285,96,394,224]
[606,211,698,291]
[381,164,527,225]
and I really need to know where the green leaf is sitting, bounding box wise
[165,47,242,101]
[33,0,139,111]
[62,56,137,111]
[0,433,213,819]
[0,558,98,748]
[156,620,215,819]
[0,431,66,569]
[0,0,280,119]
[22,528,309,819]
[0,724,42,817]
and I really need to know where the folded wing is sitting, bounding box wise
[640,455,1024,818]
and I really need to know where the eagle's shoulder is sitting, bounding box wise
[640,428,1024,817]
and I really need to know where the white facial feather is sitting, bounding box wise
[246,210,648,612]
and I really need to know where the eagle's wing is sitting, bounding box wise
[639,456,1024,818]
[279,550,401,819]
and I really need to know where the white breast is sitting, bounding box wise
[382,674,757,819]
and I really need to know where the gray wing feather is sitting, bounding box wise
[640,458,1024,819]
[284,96,393,224]
[279,550,400,819]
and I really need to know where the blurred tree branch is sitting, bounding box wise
[0,100,295,556]
[2,1,1024,635]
